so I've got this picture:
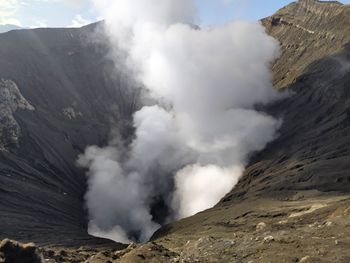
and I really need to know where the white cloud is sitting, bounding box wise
[0,0,89,27]
[0,17,22,26]
[69,14,90,27]
[29,18,48,28]
[0,0,22,26]
[61,0,86,8]
[37,0,86,8]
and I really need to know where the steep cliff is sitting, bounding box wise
[0,23,136,247]
[263,0,350,88]
[224,0,350,202]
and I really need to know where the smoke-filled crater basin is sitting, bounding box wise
[78,0,284,243]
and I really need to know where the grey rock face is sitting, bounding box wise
[62,107,82,120]
[0,239,43,263]
[0,23,138,247]
[223,0,350,202]
[0,79,34,149]
[262,0,350,88]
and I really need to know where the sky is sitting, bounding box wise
[0,0,349,28]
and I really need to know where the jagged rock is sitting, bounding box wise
[263,236,275,243]
[299,256,311,263]
[0,79,34,149]
[325,221,333,227]
[0,239,43,263]
[278,220,288,225]
[256,222,267,231]
[62,107,82,119]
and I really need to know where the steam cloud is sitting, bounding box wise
[78,0,282,243]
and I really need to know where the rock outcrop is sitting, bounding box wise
[0,239,43,263]
[0,79,34,150]
[262,0,350,88]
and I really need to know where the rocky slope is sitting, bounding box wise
[263,0,350,88]
[1,0,350,262]
[223,0,350,203]
[0,23,137,248]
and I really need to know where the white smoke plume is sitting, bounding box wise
[79,0,283,242]
[173,165,243,218]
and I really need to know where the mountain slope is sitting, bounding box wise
[264,0,350,88]
[0,23,136,247]
[223,0,350,202]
